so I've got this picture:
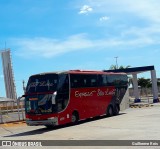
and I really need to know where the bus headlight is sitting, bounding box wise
[48,117,55,120]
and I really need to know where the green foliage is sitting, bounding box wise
[119,65,131,69]
[109,65,131,70]
[109,65,117,70]
[138,77,152,88]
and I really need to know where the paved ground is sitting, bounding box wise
[0,97,153,124]
[0,103,160,149]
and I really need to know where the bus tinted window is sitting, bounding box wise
[70,74,81,88]
[98,75,108,87]
[107,75,114,86]
[70,74,98,88]
[107,75,128,86]
[89,75,97,87]
[26,74,58,93]
[57,74,69,92]
[120,75,128,86]
[71,74,128,88]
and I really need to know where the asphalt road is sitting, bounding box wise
[0,103,160,149]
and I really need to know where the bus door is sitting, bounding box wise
[55,74,69,113]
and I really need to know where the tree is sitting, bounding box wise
[138,77,152,96]
[119,65,131,69]
[109,65,131,70]
[109,65,117,70]
[138,78,151,88]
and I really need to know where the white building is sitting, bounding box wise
[1,49,17,99]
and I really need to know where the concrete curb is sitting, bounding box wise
[130,104,153,108]
[0,120,26,125]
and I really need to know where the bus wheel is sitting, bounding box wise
[71,112,79,123]
[114,105,120,116]
[107,106,113,117]
[45,125,54,129]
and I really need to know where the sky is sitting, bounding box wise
[0,0,160,97]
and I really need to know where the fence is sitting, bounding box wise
[129,87,160,97]
[0,98,25,124]
[129,87,160,105]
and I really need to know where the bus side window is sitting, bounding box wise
[57,74,69,92]
[98,75,107,87]
[121,75,128,86]
[72,79,78,88]
[114,75,121,86]
[70,74,82,88]
[56,74,69,112]
[91,79,96,87]
[107,75,114,86]
[81,75,97,88]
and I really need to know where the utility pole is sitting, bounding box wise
[22,80,26,94]
[114,56,118,69]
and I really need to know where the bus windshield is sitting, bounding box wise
[25,74,69,114]
[26,74,58,94]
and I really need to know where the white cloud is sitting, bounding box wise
[120,25,160,41]
[87,0,160,23]
[12,34,94,58]
[11,30,160,59]
[79,5,93,14]
[121,0,160,23]
[99,16,110,21]
[79,0,160,48]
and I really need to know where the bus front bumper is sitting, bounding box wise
[26,117,58,126]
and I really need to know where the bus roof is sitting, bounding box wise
[68,70,126,75]
[31,70,126,77]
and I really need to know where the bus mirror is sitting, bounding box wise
[52,92,57,104]
[22,95,26,97]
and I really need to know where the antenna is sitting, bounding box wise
[5,41,6,50]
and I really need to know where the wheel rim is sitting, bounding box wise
[71,114,76,123]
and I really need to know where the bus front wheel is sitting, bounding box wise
[71,112,79,123]
[45,125,54,129]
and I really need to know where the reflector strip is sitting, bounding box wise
[29,98,38,101]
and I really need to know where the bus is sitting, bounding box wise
[24,70,128,127]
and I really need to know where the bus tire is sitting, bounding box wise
[114,104,120,116]
[71,111,79,123]
[107,105,113,117]
[45,125,54,129]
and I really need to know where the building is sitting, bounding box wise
[0,49,17,99]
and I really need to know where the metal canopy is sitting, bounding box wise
[104,65,159,103]
[104,65,155,74]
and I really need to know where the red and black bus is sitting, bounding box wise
[24,70,128,127]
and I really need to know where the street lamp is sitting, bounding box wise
[114,56,118,69]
